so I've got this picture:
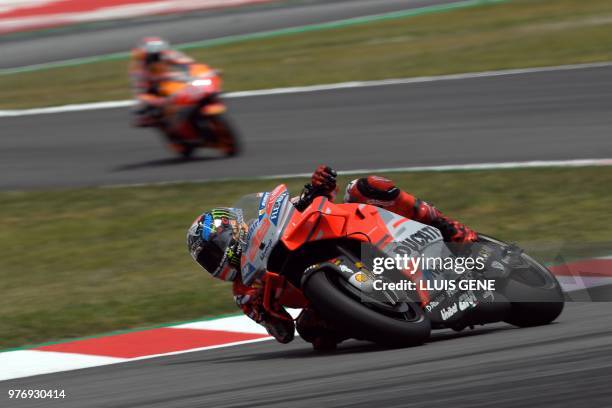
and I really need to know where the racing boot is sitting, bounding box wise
[262,308,295,344]
[234,280,295,344]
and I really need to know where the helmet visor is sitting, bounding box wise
[196,227,235,275]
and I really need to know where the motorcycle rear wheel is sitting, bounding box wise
[479,235,564,327]
[303,268,431,347]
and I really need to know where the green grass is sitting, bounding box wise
[2,0,612,109]
[1,167,611,349]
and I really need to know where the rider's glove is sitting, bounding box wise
[311,165,338,200]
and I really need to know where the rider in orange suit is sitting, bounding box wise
[188,165,478,349]
[129,37,198,126]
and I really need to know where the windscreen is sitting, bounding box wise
[232,192,266,225]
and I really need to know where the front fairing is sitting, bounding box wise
[237,184,294,285]
[162,64,221,107]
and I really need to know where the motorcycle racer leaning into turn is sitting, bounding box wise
[187,166,478,350]
[129,37,209,127]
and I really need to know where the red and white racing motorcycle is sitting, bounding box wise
[236,184,565,346]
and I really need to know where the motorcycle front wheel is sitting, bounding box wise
[303,267,431,347]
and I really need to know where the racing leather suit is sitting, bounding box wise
[129,49,194,126]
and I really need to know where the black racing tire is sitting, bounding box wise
[303,269,431,347]
[479,235,564,327]
[505,299,564,327]
[502,269,565,327]
[208,114,242,157]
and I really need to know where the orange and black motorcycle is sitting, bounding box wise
[139,64,241,158]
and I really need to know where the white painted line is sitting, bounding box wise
[0,311,305,381]
[174,314,270,334]
[2,61,612,117]
[0,337,276,381]
[327,158,612,177]
[126,336,274,363]
[0,100,134,117]
[174,308,300,333]
[225,60,612,97]
[103,158,612,190]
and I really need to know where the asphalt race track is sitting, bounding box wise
[2,65,612,190]
[0,0,460,69]
[2,302,611,407]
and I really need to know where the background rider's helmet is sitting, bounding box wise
[139,37,170,66]
[187,208,247,281]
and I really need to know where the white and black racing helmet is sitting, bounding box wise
[187,208,246,281]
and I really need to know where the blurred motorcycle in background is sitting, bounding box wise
[142,64,240,158]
